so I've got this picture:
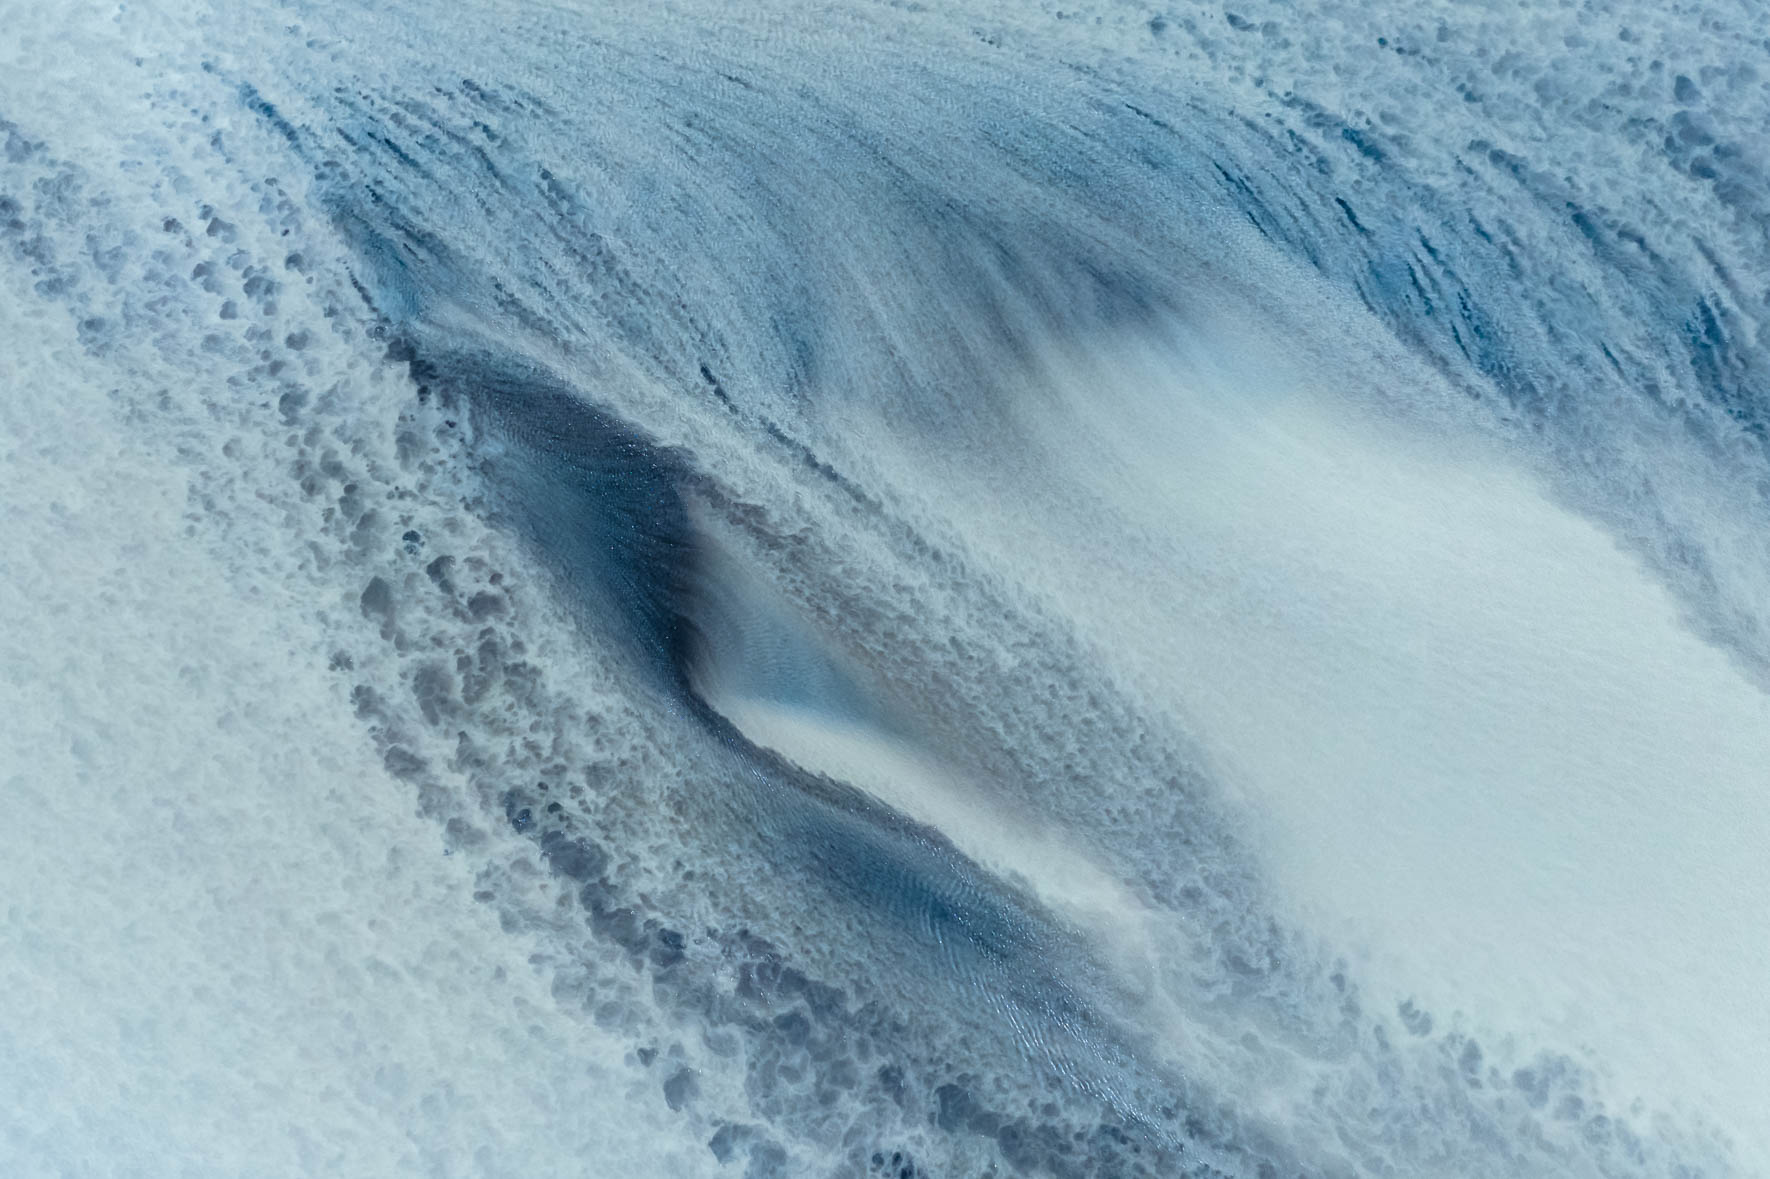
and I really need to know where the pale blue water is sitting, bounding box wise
[3,2,1768,1176]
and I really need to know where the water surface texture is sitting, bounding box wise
[3,2,1768,1176]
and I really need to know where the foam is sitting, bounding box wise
[897,304,1770,1163]
[0,288,715,1177]
[6,0,1770,1173]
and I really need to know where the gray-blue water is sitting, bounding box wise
[3,2,1768,1176]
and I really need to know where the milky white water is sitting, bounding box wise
[5,0,1769,1175]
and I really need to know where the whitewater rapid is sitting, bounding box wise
[3,1,1767,1176]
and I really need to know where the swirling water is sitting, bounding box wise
[2,2,1768,1176]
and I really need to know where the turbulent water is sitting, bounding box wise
[4,2,1769,1176]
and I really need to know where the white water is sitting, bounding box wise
[0,290,716,1178]
[1015,327,1770,1140]
[5,0,1769,1175]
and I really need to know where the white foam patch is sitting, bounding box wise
[0,284,712,1177]
[861,294,1770,1161]
[716,699,1149,940]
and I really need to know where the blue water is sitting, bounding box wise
[4,2,1768,1176]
